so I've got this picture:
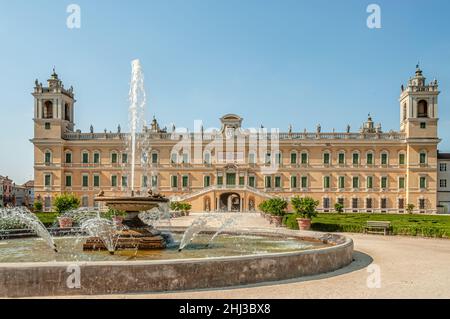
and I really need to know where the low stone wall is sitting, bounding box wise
[0,229,353,298]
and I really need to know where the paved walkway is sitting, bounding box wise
[60,213,450,299]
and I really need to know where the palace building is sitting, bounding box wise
[32,66,442,213]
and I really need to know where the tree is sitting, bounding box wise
[33,200,43,212]
[334,203,344,214]
[259,198,288,216]
[406,204,415,214]
[291,196,319,220]
[53,193,80,214]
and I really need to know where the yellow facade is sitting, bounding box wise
[31,67,441,213]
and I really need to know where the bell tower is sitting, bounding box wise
[33,69,76,139]
[399,65,439,140]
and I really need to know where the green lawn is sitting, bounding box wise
[284,213,450,238]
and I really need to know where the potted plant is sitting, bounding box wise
[291,196,319,231]
[170,201,192,216]
[334,203,344,214]
[54,193,80,228]
[262,198,288,227]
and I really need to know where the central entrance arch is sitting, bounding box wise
[219,193,241,212]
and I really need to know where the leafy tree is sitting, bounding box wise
[33,201,43,212]
[170,201,192,214]
[334,203,344,214]
[53,193,80,214]
[406,204,415,214]
[259,198,288,216]
[291,196,319,219]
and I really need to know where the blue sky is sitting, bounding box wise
[1,0,450,183]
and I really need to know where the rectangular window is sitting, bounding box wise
[275,176,281,188]
[248,176,255,188]
[265,153,271,165]
[171,176,178,188]
[82,153,89,164]
[275,153,282,165]
[440,163,447,171]
[65,175,72,187]
[323,176,330,189]
[111,153,118,164]
[65,153,72,164]
[239,176,245,186]
[323,198,330,209]
[182,153,189,164]
[339,176,345,189]
[366,198,372,209]
[367,176,373,189]
[265,176,272,188]
[419,199,425,210]
[226,173,236,186]
[301,153,308,164]
[45,152,51,164]
[420,177,427,189]
[381,176,388,189]
[249,153,256,165]
[366,153,373,165]
[93,175,100,187]
[398,198,405,209]
[82,196,89,208]
[151,176,158,188]
[352,177,359,189]
[381,153,388,165]
[291,176,297,189]
[111,175,117,187]
[82,175,89,187]
[122,176,128,188]
[338,153,345,164]
[93,153,100,164]
[182,176,189,188]
[381,198,387,209]
[152,153,158,164]
[352,198,358,210]
[352,153,359,165]
[217,176,223,186]
[440,179,447,188]
[420,122,426,129]
[399,177,405,189]
[204,176,211,187]
[323,153,330,165]
[338,198,344,206]
[45,122,51,130]
[290,153,297,164]
[122,153,128,164]
[142,176,148,188]
[399,153,405,165]
[420,153,427,164]
[301,176,308,188]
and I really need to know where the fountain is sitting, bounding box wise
[86,59,170,252]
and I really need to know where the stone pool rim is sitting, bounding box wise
[0,228,354,298]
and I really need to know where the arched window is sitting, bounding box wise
[43,101,53,119]
[417,100,428,118]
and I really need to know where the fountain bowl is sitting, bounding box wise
[94,195,169,213]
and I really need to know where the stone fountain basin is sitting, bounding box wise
[0,228,353,298]
[94,196,169,214]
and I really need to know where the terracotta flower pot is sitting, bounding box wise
[297,218,312,231]
[112,216,124,227]
[58,217,73,229]
[271,215,283,227]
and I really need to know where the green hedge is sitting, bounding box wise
[282,213,450,238]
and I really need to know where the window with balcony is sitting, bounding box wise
[93,152,100,164]
[82,152,89,164]
[65,152,72,164]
